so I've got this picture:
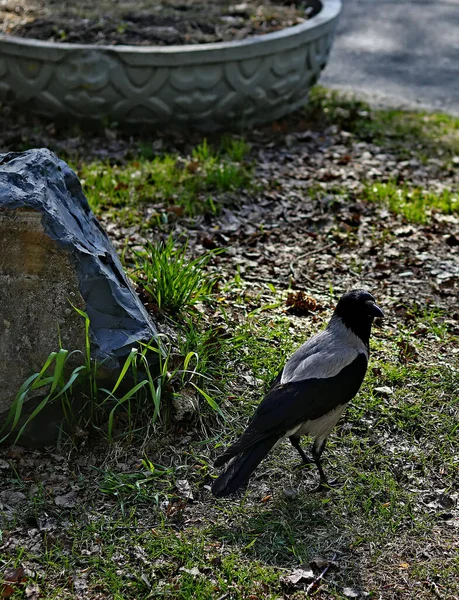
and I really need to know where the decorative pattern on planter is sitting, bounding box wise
[0,0,341,130]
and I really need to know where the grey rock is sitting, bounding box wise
[0,148,158,444]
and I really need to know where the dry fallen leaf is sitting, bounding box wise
[283,487,299,499]
[310,556,339,569]
[175,479,193,500]
[0,491,27,507]
[25,583,40,599]
[397,339,419,364]
[285,567,315,585]
[1,584,14,599]
[3,567,26,584]
[54,490,79,508]
[374,386,393,398]
[343,586,361,598]
[179,567,201,577]
[1,567,26,598]
[286,291,318,316]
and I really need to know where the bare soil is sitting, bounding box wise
[0,0,319,46]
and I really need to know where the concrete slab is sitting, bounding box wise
[321,0,459,115]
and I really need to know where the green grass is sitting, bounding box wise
[0,302,229,445]
[0,516,283,599]
[361,181,459,223]
[78,137,252,219]
[305,179,458,224]
[3,89,459,600]
[0,322,167,445]
[132,236,219,313]
[307,86,459,158]
[98,458,175,509]
[298,87,459,223]
[233,315,299,388]
[2,297,458,599]
[177,316,230,382]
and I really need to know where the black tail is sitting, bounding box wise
[211,436,278,497]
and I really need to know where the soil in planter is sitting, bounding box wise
[0,0,321,46]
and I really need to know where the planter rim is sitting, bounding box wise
[0,0,341,55]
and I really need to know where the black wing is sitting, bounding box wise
[215,353,367,466]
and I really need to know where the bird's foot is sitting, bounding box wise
[310,478,341,493]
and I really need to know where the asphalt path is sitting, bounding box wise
[321,0,459,115]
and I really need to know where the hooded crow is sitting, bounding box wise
[212,289,383,497]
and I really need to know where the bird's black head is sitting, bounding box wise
[333,289,384,345]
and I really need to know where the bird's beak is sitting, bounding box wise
[365,300,384,318]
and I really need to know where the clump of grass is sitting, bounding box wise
[0,317,167,445]
[231,315,300,390]
[78,136,252,217]
[2,235,230,445]
[307,86,459,157]
[220,135,251,162]
[1,320,225,445]
[0,347,87,445]
[177,318,229,382]
[98,457,175,509]
[205,161,249,191]
[191,137,252,191]
[132,236,219,313]
[307,85,371,134]
[362,181,458,223]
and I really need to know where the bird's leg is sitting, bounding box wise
[290,436,312,469]
[311,439,328,488]
[310,438,341,492]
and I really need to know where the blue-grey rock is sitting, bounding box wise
[0,148,158,442]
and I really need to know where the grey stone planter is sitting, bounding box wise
[0,1,341,131]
